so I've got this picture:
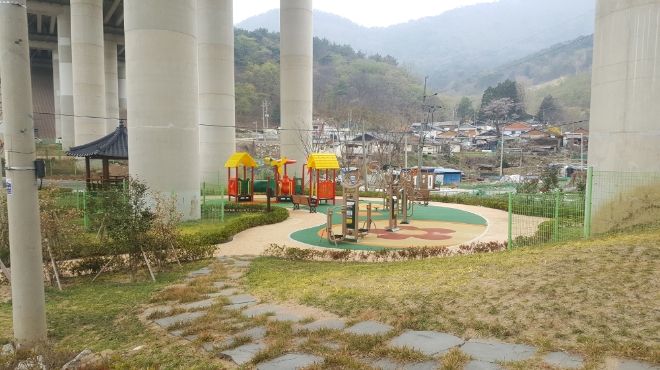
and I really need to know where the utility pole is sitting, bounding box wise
[362,120,368,191]
[499,131,505,177]
[404,135,408,168]
[580,133,584,170]
[0,0,47,342]
[261,100,269,140]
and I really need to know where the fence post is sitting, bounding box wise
[507,192,513,250]
[554,188,560,242]
[218,171,221,195]
[584,166,594,238]
[76,180,80,210]
[83,190,88,229]
[220,185,225,222]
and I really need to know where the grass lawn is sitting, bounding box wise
[245,229,660,365]
[0,261,224,370]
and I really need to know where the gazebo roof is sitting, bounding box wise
[66,121,128,159]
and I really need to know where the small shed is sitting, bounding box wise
[434,168,463,186]
[66,121,128,189]
[304,153,340,204]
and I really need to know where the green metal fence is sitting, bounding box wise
[508,190,586,248]
[587,169,660,236]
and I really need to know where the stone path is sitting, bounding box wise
[143,256,660,370]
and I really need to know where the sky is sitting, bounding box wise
[234,0,499,28]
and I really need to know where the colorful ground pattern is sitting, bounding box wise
[289,200,488,251]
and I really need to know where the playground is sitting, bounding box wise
[217,151,518,252]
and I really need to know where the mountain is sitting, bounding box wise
[236,0,596,92]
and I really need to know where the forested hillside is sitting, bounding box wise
[237,0,596,92]
[234,28,429,129]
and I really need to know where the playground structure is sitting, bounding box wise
[324,181,374,245]
[303,153,340,205]
[382,172,417,232]
[224,152,256,202]
[264,157,297,202]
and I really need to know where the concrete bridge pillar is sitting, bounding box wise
[124,0,201,221]
[118,62,127,110]
[589,0,660,171]
[71,0,106,145]
[198,0,235,186]
[280,0,314,166]
[104,39,119,134]
[56,12,75,150]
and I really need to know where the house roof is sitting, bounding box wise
[521,129,550,137]
[224,152,258,168]
[439,131,458,137]
[573,128,589,134]
[458,124,476,130]
[503,122,532,131]
[307,153,340,170]
[66,122,128,159]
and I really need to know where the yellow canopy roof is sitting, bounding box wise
[307,153,340,170]
[224,152,257,168]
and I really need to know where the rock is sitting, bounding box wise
[61,348,93,370]
[16,355,46,370]
[132,346,144,351]
[1,343,14,357]
[79,350,115,369]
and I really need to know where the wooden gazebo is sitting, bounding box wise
[66,121,128,189]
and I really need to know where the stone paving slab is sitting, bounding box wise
[183,334,198,341]
[465,361,504,370]
[204,293,226,298]
[544,352,584,369]
[189,268,212,277]
[169,330,184,337]
[345,321,394,335]
[217,288,239,296]
[233,261,252,267]
[219,342,267,366]
[223,302,256,310]
[295,319,345,332]
[181,299,216,310]
[617,360,660,370]
[238,326,267,341]
[404,361,441,370]
[370,358,400,370]
[256,353,324,370]
[242,306,282,318]
[461,339,536,362]
[389,331,464,357]
[269,313,302,322]
[213,282,228,289]
[153,311,206,328]
[228,294,257,304]
[202,343,215,352]
[322,341,341,350]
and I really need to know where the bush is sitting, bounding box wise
[262,241,508,262]
[180,205,289,247]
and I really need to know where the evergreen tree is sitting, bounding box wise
[537,95,564,123]
[456,97,475,122]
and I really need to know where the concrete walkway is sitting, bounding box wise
[142,257,660,370]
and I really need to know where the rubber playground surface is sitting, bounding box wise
[286,200,488,251]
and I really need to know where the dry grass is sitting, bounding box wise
[246,229,660,364]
